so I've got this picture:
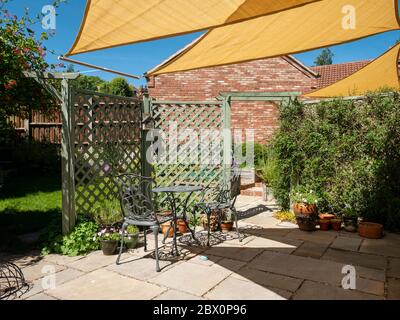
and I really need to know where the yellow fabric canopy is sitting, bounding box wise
[149,0,400,75]
[67,0,318,56]
[305,43,400,98]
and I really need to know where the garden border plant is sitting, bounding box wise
[269,91,400,231]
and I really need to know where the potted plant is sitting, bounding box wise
[319,219,331,231]
[291,187,319,231]
[257,150,278,202]
[331,218,343,231]
[97,227,121,255]
[177,219,188,234]
[342,209,359,233]
[201,212,219,232]
[358,222,383,239]
[91,198,124,255]
[318,213,336,231]
[124,225,139,249]
[161,222,174,238]
[220,210,234,233]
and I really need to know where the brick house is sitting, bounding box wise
[146,49,369,143]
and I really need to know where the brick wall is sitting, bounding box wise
[147,56,317,143]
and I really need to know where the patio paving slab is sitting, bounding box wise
[285,229,337,245]
[293,281,384,300]
[46,269,166,300]
[43,254,84,266]
[204,276,287,300]
[65,251,131,273]
[231,267,303,293]
[106,258,174,281]
[388,258,400,278]
[149,263,232,297]
[243,236,302,254]
[204,246,263,262]
[21,261,66,282]
[322,248,387,270]
[154,290,205,300]
[20,279,44,299]
[293,241,330,259]
[331,237,363,252]
[359,237,400,258]
[387,278,400,300]
[26,293,57,300]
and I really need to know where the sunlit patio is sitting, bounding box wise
[3,195,399,301]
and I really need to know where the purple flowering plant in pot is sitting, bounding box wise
[97,227,121,255]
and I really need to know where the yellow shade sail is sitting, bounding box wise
[67,0,319,56]
[305,43,400,98]
[149,0,400,75]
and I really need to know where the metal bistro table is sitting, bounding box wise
[152,185,203,255]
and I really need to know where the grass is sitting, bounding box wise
[0,173,61,252]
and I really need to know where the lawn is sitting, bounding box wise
[0,173,61,252]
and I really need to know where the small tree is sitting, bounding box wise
[314,48,334,66]
[108,77,134,97]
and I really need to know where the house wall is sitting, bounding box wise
[147,57,317,143]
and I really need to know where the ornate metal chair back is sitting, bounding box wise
[115,174,155,222]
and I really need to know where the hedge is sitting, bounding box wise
[270,92,400,231]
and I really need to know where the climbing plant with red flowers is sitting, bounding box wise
[0,0,65,143]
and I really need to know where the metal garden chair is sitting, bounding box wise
[194,167,242,246]
[115,174,173,272]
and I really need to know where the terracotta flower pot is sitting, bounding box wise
[101,240,118,256]
[161,222,174,238]
[331,219,342,231]
[319,219,331,231]
[220,221,234,233]
[177,219,188,234]
[293,203,318,217]
[319,213,336,221]
[358,222,383,239]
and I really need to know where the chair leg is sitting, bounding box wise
[232,208,241,242]
[173,219,179,256]
[116,222,127,265]
[206,208,211,247]
[150,225,161,272]
[144,227,148,252]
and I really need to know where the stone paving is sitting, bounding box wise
[3,195,400,300]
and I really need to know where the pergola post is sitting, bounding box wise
[61,78,76,234]
[222,95,232,183]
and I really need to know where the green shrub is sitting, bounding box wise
[270,92,400,231]
[41,218,100,256]
[239,142,268,168]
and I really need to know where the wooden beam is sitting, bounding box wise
[59,56,141,80]
[61,78,76,234]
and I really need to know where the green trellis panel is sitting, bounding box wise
[150,99,231,213]
[71,89,143,216]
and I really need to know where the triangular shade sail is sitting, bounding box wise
[149,0,400,75]
[67,0,319,55]
[305,43,400,98]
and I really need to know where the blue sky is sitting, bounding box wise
[5,0,400,86]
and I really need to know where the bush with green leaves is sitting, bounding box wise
[270,92,400,231]
[238,142,268,168]
[41,218,100,256]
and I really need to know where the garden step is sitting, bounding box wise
[241,187,263,197]
[240,183,255,191]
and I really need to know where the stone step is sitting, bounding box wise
[241,187,263,197]
[240,183,255,191]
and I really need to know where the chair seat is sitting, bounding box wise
[196,202,231,211]
[124,212,173,227]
